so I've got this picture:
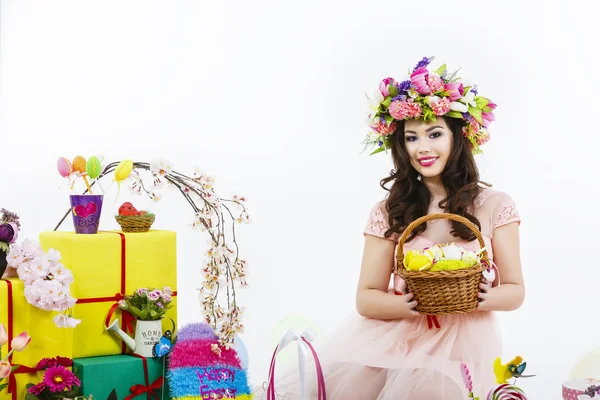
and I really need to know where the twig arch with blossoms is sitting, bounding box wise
[53,159,250,346]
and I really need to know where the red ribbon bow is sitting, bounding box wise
[7,363,40,397]
[124,376,164,400]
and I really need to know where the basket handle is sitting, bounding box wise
[395,213,489,269]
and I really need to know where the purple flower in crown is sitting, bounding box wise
[412,56,433,72]
[397,80,412,93]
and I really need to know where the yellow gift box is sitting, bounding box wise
[0,278,74,400]
[38,230,178,359]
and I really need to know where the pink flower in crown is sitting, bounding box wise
[482,101,496,127]
[410,66,431,95]
[389,100,408,120]
[379,77,395,97]
[370,119,397,136]
[444,82,464,101]
[406,100,422,118]
[482,111,495,127]
[476,129,490,146]
[427,96,451,116]
[427,73,444,93]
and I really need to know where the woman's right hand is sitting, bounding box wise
[394,279,420,318]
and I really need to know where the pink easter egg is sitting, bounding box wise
[57,157,73,177]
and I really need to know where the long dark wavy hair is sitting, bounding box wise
[380,116,490,242]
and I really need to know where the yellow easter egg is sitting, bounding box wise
[114,159,133,182]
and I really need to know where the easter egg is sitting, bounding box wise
[57,157,73,178]
[72,156,87,173]
[118,202,138,216]
[114,159,133,182]
[86,155,103,179]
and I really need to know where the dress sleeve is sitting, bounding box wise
[494,193,521,229]
[363,201,399,242]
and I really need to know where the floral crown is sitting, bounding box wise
[363,56,496,156]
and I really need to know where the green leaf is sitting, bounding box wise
[150,310,159,319]
[24,393,40,400]
[435,63,447,75]
[11,365,20,372]
[0,242,8,253]
[384,114,394,124]
[0,383,8,392]
[369,146,386,156]
[381,98,392,108]
[446,111,463,119]
[468,106,484,125]
[474,96,489,109]
[128,305,143,319]
[388,84,398,97]
[463,85,472,93]
[482,105,492,113]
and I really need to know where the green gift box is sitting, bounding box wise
[73,355,170,399]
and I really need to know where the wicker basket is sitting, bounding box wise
[115,214,155,233]
[395,213,487,315]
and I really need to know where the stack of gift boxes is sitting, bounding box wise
[0,229,178,399]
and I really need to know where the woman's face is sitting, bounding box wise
[403,118,453,179]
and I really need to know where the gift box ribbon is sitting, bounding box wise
[1,278,55,400]
[125,354,165,400]
[74,232,177,354]
[1,278,18,400]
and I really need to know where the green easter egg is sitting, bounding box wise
[86,156,102,179]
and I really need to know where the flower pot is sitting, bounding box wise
[70,194,104,234]
[134,319,163,358]
[0,249,7,278]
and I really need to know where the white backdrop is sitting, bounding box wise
[1,1,598,398]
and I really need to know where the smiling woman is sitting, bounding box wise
[257,56,525,400]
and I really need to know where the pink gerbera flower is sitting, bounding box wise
[42,366,81,393]
[28,382,47,395]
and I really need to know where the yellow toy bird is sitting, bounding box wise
[493,356,523,384]
[404,250,434,271]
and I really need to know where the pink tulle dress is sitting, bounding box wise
[255,188,521,400]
